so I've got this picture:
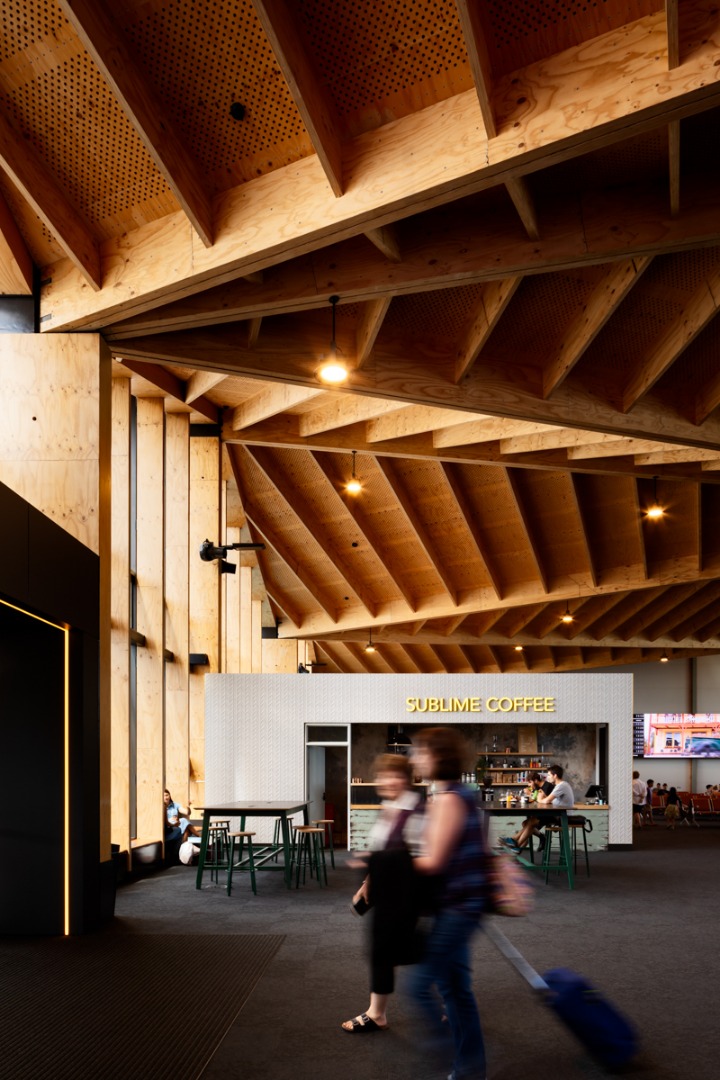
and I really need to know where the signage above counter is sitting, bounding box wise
[406,696,556,714]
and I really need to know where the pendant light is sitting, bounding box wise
[660,651,669,663]
[561,601,574,624]
[345,450,362,495]
[317,295,348,384]
[365,629,376,653]
[646,476,664,520]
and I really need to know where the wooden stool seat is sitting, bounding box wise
[293,827,327,887]
[227,831,257,896]
[312,819,335,868]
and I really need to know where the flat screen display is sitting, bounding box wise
[634,713,720,758]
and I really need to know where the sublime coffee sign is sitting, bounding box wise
[405,696,557,714]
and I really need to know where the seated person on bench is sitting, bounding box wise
[536,766,575,829]
[163,788,199,842]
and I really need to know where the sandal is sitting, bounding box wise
[341,1013,388,1033]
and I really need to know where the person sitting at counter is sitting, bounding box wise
[498,771,553,853]
[341,754,425,1034]
[536,765,575,816]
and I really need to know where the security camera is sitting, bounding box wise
[199,539,228,562]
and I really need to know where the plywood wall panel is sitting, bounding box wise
[110,377,131,859]
[135,397,165,841]
[165,413,190,801]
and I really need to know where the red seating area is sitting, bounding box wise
[651,792,720,818]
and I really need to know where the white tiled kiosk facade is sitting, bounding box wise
[206,673,633,846]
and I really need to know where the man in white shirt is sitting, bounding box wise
[537,764,574,810]
[632,770,647,829]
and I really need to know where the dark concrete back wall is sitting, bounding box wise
[351,722,596,798]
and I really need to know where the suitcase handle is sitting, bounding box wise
[484,920,549,993]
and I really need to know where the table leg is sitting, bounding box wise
[281,813,292,889]
[195,812,210,890]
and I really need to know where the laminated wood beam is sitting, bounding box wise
[454,278,522,383]
[487,645,504,673]
[118,359,219,423]
[633,478,650,581]
[622,264,720,412]
[542,257,652,398]
[399,645,424,672]
[454,0,495,138]
[0,189,33,294]
[356,298,392,370]
[369,406,490,444]
[232,384,322,430]
[310,451,419,613]
[58,0,213,247]
[45,2,720,330]
[569,474,598,589]
[300,396,407,438]
[502,468,549,594]
[313,641,348,673]
[164,413,190,793]
[363,225,401,263]
[185,371,227,404]
[103,175,720,343]
[646,580,720,640]
[247,318,262,348]
[241,445,379,617]
[250,0,343,196]
[504,177,539,241]
[618,582,702,640]
[375,457,458,606]
[459,645,480,674]
[440,462,504,600]
[0,106,100,289]
[429,646,451,674]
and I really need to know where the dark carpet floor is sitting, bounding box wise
[100,822,720,1080]
[0,933,283,1080]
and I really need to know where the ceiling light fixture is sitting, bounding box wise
[561,601,574,624]
[365,629,376,654]
[345,450,362,495]
[646,476,665,520]
[317,295,348,384]
[660,651,669,663]
[514,645,524,652]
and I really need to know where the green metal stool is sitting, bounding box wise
[293,826,327,887]
[568,815,592,877]
[542,824,572,884]
[206,819,231,883]
[312,818,335,869]
[227,831,257,895]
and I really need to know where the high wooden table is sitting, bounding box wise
[483,805,575,890]
[195,800,310,890]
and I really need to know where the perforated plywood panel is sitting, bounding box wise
[119,0,312,192]
[206,672,633,844]
[573,474,643,576]
[480,0,661,77]
[296,0,472,138]
[509,471,590,584]
[534,128,668,199]
[385,284,485,341]
[0,0,174,239]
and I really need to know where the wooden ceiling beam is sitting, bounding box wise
[117,359,220,422]
[668,120,681,217]
[487,645,504,673]
[0,190,33,294]
[0,108,100,290]
[356,298,392,370]
[232,384,323,430]
[429,646,451,674]
[670,587,720,641]
[454,278,522,382]
[644,581,720,641]
[363,225,401,263]
[459,645,480,674]
[543,257,652,398]
[618,582,703,640]
[315,625,720,649]
[454,0,495,137]
[440,462,504,600]
[623,264,720,412]
[399,644,423,672]
[503,603,548,638]
[569,474,598,588]
[241,445,378,617]
[369,406,490,444]
[563,594,627,639]
[504,177,540,241]
[500,429,618,455]
[375,457,458,606]
[309,451,419,613]
[185,371,227,404]
[250,0,343,196]
[694,368,720,427]
[45,2,720,331]
[314,641,352,673]
[244,521,304,628]
[300,396,407,437]
[503,469,549,594]
[58,0,213,248]
[103,178,720,344]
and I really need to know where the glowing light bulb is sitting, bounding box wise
[345,477,362,495]
[318,361,348,384]
[646,504,664,520]
[365,641,376,653]
[514,645,524,652]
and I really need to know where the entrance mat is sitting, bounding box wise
[0,933,284,1080]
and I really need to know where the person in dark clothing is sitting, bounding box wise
[498,771,553,852]
[341,754,424,1033]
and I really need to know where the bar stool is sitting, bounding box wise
[567,815,592,877]
[541,825,572,884]
[312,819,335,868]
[226,831,257,896]
[207,819,231,883]
[293,826,327,887]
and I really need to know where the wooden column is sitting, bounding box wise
[188,435,221,804]
[252,598,262,673]
[164,413,190,802]
[135,398,165,842]
[224,525,241,671]
[262,639,299,672]
[239,564,253,672]
[110,377,131,859]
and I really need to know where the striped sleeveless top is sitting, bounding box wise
[439,782,486,918]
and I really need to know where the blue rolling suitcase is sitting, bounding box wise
[485,922,639,1068]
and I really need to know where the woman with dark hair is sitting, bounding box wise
[163,788,198,842]
[408,727,487,1080]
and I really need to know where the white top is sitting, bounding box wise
[546,779,575,808]
[632,777,647,804]
[366,789,425,855]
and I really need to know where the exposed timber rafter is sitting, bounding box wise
[57,0,214,247]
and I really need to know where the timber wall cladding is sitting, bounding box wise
[206,672,633,843]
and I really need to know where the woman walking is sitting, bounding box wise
[409,727,487,1080]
